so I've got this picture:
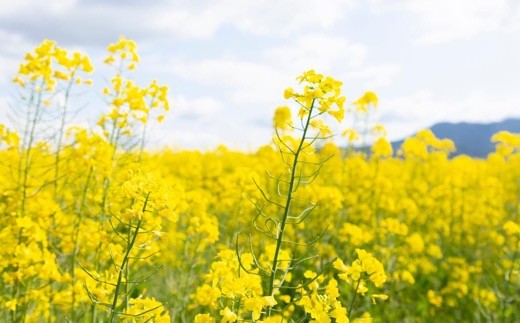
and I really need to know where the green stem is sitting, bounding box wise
[124,217,132,310]
[502,235,519,322]
[21,81,44,215]
[348,278,362,319]
[17,87,36,189]
[53,74,75,196]
[267,99,315,305]
[70,166,93,320]
[108,193,150,323]
[138,110,150,162]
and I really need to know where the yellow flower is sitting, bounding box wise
[371,137,393,158]
[336,249,387,289]
[273,106,293,130]
[123,297,170,322]
[195,314,216,323]
[244,296,274,320]
[406,233,425,254]
[427,290,442,307]
[286,70,346,123]
[354,91,378,112]
[105,35,140,69]
[504,221,520,236]
[371,294,389,304]
[219,307,238,323]
[284,87,295,99]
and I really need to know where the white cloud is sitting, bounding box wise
[0,31,33,85]
[381,90,520,140]
[168,33,374,99]
[263,34,401,97]
[0,56,17,85]
[169,58,289,106]
[151,7,223,38]
[159,31,403,149]
[171,59,281,89]
[346,64,401,88]
[0,95,9,114]
[0,0,76,15]
[159,32,403,149]
[152,0,359,38]
[369,0,520,45]
[265,34,367,70]
[168,33,399,104]
[173,95,223,119]
[147,117,272,150]
[0,30,31,55]
[412,0,507,45]
[147,128,224,150]
[0,0,359,44]
[224,0,357,36]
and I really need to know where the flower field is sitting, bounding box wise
[1,37,519,322]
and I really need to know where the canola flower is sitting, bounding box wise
[0,38,519,323]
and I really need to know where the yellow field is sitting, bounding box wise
[1,37,519,322]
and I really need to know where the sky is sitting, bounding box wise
[1,0,519,150]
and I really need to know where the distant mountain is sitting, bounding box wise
[391,118,520,158]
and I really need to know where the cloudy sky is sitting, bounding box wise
[1,0,519,150]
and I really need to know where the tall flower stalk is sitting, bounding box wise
[237,70,348,320]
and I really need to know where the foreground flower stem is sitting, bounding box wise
[502,235,519,322]
[108,193,150,323]
[267,99,316,307]
[348,277,362,319]
[70,166,93,320]
[21,82,44,215]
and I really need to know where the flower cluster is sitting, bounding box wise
[284,69,346,122]
[334,249,387,295]
[13,39,93,91]
[104,35,140,70]
[99,39,169,142]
